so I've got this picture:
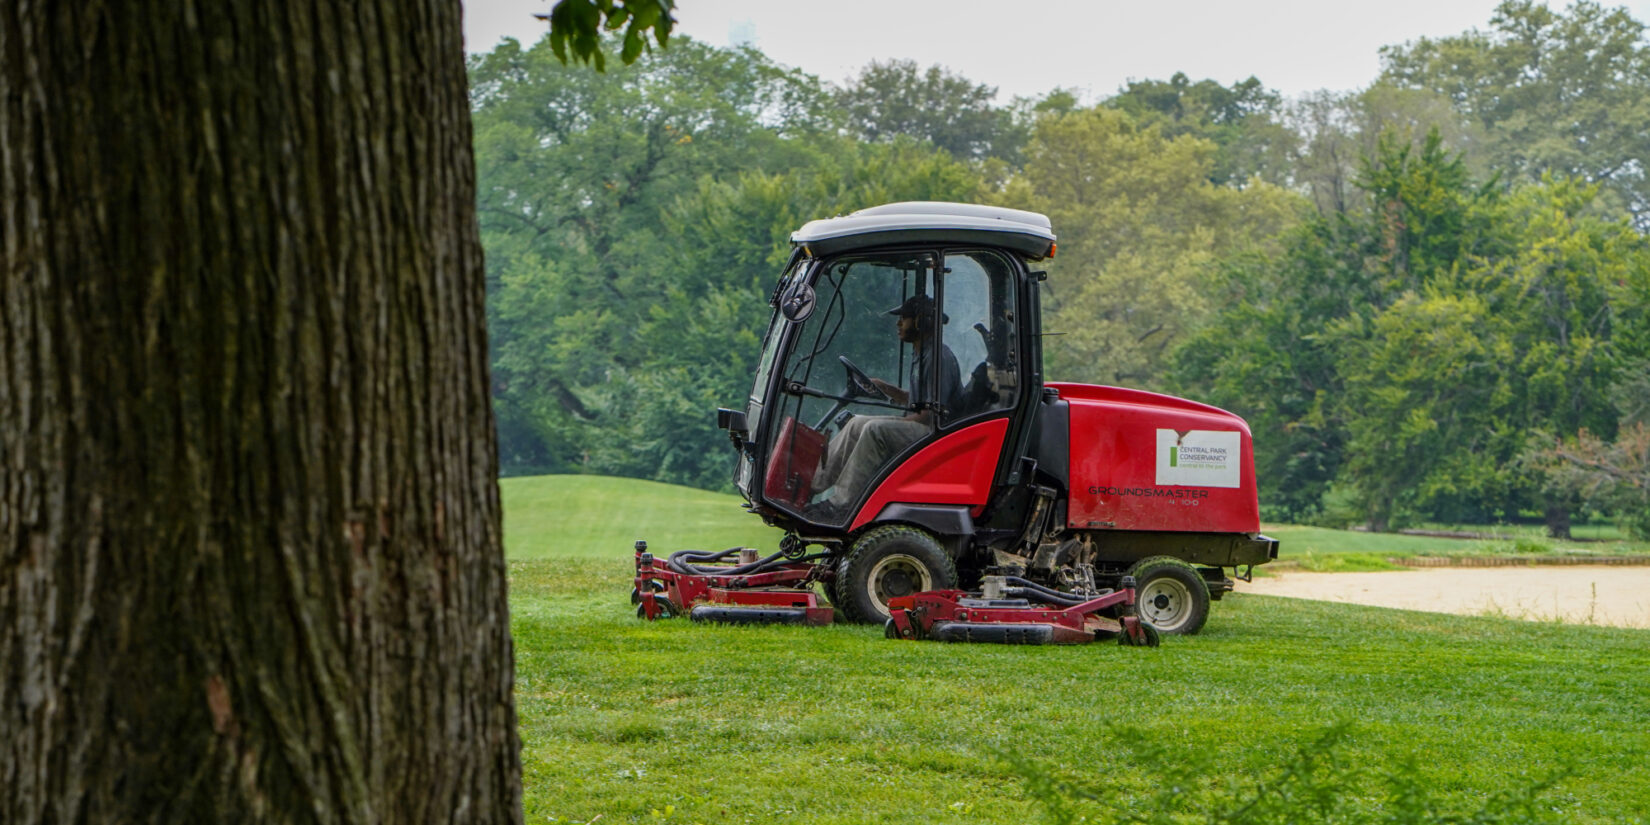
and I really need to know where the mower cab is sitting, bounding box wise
[648,202,1277,639]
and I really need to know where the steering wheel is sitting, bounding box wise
[839,355,889,401]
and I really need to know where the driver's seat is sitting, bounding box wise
[953,361,996,419]
[764,417,826,508]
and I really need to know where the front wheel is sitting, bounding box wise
[836,525,957,624]
[1125,556,1210,636]
[1118,620,1161,647]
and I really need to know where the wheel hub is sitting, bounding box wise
[883,569,914,596]
[1139,577,1192,631]
[868,554,933,615]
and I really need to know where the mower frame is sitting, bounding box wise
[885,576,1159,646]
[633,541,835,626]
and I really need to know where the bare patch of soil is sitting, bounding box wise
[1239,566,1650,628]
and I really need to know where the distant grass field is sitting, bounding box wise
[1260,524,1650,572]
[502,475,781,560]
[505,475,1650,824]
[499,475,1648,564]
[1261,523,1649,556]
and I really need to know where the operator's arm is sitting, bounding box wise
[870,378,934,424]
[870,377,909,407]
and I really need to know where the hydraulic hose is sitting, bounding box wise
[1003,576,1113,606]
[1002,587,1087,607]
[1003,576,1077,600]
[668,548,771,576]
[667,548,830,577]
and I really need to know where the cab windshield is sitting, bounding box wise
[755,248,1021,525]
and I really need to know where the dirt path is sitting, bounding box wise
[1238,565,1650,628]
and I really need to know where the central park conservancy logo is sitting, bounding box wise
[1156,429,1241,488]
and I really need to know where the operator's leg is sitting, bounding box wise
[825,417,927,507]
[813,414,874,492]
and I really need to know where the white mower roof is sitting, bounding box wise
[790,202,1056,259]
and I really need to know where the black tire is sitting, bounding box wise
[1118,621,1161,647]
[630,580,665,605]
[836,525,957,624]
[1125,556,1210,636]
[824,563,848,608]
[635,596,676,620]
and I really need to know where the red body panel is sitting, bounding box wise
[1050,382,1259,534]
[850,418,1009,531]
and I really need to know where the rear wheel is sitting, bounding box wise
[836,525,956,624]
[1126,556,1210,636]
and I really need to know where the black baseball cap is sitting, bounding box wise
[886,294,948,324]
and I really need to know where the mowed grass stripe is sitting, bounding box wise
[514,560,1650,824]
[505,475,1650,824]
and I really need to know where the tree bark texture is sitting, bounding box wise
[1,2,522,822]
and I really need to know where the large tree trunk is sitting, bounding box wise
[1,3,522,822]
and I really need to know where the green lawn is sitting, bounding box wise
[502,475,781,560]
[1261,524,1507,555]
[504,475,1650,824]
[1408,520,1639,542]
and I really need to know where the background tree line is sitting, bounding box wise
[473,0,1650,536]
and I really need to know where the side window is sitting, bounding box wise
[940,251,1018,424]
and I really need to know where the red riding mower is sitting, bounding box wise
[632,202,1277,644]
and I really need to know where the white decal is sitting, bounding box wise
[1156,429,1241,488]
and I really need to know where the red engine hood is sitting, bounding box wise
[1048,382,1259,535]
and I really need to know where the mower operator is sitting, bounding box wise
[810,294,961,520]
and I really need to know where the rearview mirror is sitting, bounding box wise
[779,282,815,322]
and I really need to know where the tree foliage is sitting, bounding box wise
[1286,84,1485,217]
[473,9,1650,533]
[1381,0,1650,228]
[1530,423,1650,537]
[1176,127,1650,531]
[1106,73,1299,186]
[543,0,676,70]
[834,59,1022,161]
[473,37,986,484]
[1005,107,1305,390]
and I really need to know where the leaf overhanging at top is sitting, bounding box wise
[544,0,676,72]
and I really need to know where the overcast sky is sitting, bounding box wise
[462,0,1650,101]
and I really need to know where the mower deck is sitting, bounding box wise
[634,541,1160,647]
[885,579,1159,646]
[633,541,834,626]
